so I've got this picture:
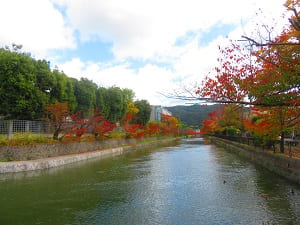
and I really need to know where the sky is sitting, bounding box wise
[0,0,289,106]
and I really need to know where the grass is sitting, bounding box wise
[0,132,182,147]
[0,133,54,146]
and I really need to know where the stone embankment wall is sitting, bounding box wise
[210,137,300,185]
[0,137,162,161]
[0,138,178,173]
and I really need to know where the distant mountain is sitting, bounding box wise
[165,104,224,128]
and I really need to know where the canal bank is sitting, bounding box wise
[0,137,179,173]
[210,136,300,185]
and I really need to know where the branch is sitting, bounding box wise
[287,114,300,126]
[160,92,300,107]
[289,8,300,31]
[242,35,300,47]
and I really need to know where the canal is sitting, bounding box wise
[0,138,299,225]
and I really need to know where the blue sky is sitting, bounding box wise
[0,0,287,106]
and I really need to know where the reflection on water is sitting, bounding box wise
[0,138,299,225]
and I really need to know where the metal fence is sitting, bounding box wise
[0,120,51,136]
[212,134,279,147]
[212,134,300,156]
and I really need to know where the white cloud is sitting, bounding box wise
[1,0,289,105]
[59,58,178,105]
[57,35,228,106]
[54,0,286,60]
[0,0,75,57]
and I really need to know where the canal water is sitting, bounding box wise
[0,138,299,225]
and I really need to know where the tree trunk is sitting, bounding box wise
[53,129,59,140]
[53,125,61,140]
[280,131,285,153]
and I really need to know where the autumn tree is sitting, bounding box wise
[146,121,160,136]
[200,108,223,135]
[160,114,179,136]
[218,105,244,136]
[44,102,71,140]
[121,112,145,138]
[243,108,281,146]
[196,1,300,152]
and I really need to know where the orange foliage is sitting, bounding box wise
[160,114,179,136]
[200,111,222,134]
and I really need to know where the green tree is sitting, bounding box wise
[218,105,244,136]
[122,88,135,105]
[0,47,46,119]
[101,87,127,123]
[50,70,76,112]
[34,60,54,94]
[73,78,97,115]
[134,100,151,125]
[96,87,107,114]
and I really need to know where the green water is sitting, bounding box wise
[0,138,299,225]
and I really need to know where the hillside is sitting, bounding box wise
[165,104,224,128]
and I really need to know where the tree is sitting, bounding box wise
[51,70,77,112]
[218,105,244,136]
[161,114,179,136]
[200,110,223,135]
[73,78,97,115]
[122,88,135,105]
[92,116,116,140]
[34,60,54,96]
[101,87,128,123]
[146,121,160,136]
[195,2,300,152]
[96,87,106,114]
[44,102,71,140]
[0,47,47,119]
[134,100,152,125]
[121,112,145,138]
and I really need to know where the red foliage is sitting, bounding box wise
[44,102,71,139]
[186,130,201,135]
[69,112,88,137]
[121,112,145,138]
[93,119,116,139]
[197,42,253,104]
[68,109,116,140]
[146,121,160,136]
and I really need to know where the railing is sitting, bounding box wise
[212,134,300,157]
[212,134,279,149]
[0,120,51,136]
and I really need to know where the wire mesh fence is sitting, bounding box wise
[0,120,51,136]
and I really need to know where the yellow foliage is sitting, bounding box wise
[127,102,139,114]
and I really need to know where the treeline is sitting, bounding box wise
[165,104,224,128]
[45,102,179,140]
[0,45,137,122]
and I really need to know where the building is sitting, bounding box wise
[150,105,172,122]
[162,108,172,116]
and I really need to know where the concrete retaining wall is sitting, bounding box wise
[210,137,300,185]
[0,138,178,173]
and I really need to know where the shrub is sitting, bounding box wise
[0,133,52,146]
